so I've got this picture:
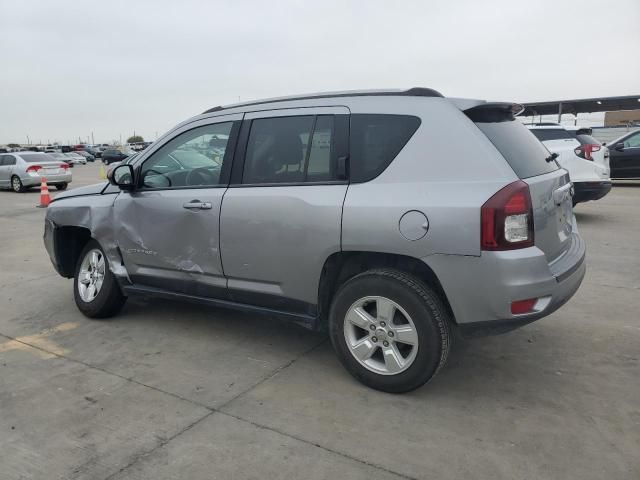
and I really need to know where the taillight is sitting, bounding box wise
[481,180,534,250]
[26,165,42,173]
[574,144,601,161]
[60,163,69,170]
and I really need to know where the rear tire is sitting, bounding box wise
[11,175,24,193]
[329,268,451,393]
[73,240,126,319]
[56,183,68,191]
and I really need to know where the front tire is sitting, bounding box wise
[329,269,451,393]
[73,240,126,318]
[11,175,24,192]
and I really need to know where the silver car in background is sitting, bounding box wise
[0,152,72,192]
[43,88,585,392]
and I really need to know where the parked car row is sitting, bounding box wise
[525,124,640,204]
[49,152,87,166]
[0,152,72,192]
[527,124,611,205]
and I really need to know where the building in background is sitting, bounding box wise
[604,110,640,127]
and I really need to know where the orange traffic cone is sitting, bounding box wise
[37,177,51,208]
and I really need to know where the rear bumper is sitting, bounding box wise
[425,231,586,337]
[22,173,72,187]
[573,181,611,204]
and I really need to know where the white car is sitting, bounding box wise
[527,125,611,205]
[63,152,88,165]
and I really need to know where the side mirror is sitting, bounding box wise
[109,164,135,191]
[614,143,625,152]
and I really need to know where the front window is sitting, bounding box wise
[624,132,640,148]
[140,122,233,189]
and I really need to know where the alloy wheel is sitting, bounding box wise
[343,296,419,375]
[77,249,106,302]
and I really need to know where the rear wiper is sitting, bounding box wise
[545,152,559,163]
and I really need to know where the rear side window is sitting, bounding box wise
[530,128,573,141]
[242,115,336,184]
[1,155,16,165]
[476,120,559,179]
[349,114,420,183]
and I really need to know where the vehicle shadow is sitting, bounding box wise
[612,180,640,187]
[574,210,611,225]
[118,295,577,404]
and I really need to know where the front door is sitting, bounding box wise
[220,107,349,315]
[611,131,640,178]
[114,114,242,297]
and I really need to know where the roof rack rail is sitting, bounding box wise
[202,87,443,114]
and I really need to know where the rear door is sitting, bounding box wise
[219,107,349,314]
[475,117,574,263]
[0,155,13,186]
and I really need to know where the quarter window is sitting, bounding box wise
[140,122,233,189]
[349,114,421,183]
[242,115,336,184]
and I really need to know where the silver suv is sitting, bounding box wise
[43,88,585,392]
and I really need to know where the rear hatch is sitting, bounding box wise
[466,104,574,263]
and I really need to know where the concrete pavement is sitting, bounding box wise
[1,163,638,479]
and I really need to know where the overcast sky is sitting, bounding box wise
[1,0,639,145]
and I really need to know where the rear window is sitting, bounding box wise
[476,120,559,179]
[349,114,420,183]
[19,153,57,163]
[529,128,573,141]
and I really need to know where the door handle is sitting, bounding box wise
[182,201,212,210]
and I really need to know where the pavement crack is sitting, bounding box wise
[218,410,417,480]
[1,330,404,478]
[214,337,328,411]
[593,282,640,291]
[100,410,215,480]
[0,331,214,412]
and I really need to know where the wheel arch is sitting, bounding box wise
[317,251,455,331]
[53,225,93,278]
